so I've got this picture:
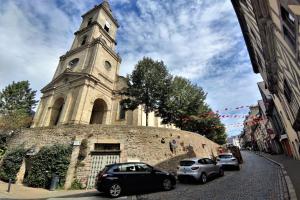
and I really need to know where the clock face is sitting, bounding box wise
[69,58,79,68]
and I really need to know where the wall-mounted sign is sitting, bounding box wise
[73,140,81,146]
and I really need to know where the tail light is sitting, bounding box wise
[97,171,107,180]
[191,166,199,170]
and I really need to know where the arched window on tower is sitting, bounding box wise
[49,98,65,126]
[119,103,126,120]
[81,35,87,46]
[87,17,93,26]
[104,20,110,32]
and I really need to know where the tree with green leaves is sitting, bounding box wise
[0,81,37,132]
[183,113,227,145]
[158,76,226,144]
[159,76,206,129]
[0,110,32,131]
[0,148,26,183]
[24,144,72,188]
[121,57,226,144]
[0,81,37,114]
[121,57,172,126]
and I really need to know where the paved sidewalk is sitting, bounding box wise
[0,181,95,199]
[260,153,300,200]
[0,181,138,200]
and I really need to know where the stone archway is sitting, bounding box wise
[49,97,64,126]
[90,99,108,124]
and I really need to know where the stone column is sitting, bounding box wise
[41,95,55,127]
[70,85,89,124]
[59,90,73,125]
[64,144,80,189]
[31,99,44,128]
[15,159,26,184]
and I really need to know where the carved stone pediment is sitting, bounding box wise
[41,72,86,92]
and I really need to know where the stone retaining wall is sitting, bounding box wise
[6,125,220,188]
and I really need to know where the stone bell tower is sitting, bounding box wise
[32,0,123,127]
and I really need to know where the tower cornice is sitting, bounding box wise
[41,72,113,94]
[74,21,117,45]
[81,2,119,28]
[60,38,122,63]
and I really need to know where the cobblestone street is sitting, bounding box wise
[37,151,290,200]
[136,151,289,200]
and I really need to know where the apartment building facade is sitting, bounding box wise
[232,0,300,159]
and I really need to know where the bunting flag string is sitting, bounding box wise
[180,104,257,119]
[214,105,255,113]
[193,113,259,120]
[197,117,267,131]
[179,104,262,131]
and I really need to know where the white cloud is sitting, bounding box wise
[0,0,76,98]
[115,0,241,79]
[113,0,263,135]
[0,0,263,136]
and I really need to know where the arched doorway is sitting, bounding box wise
[49,98,64,126]
[90,99,107,124]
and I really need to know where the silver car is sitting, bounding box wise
[217,153,240,170]
[177,157,224,183]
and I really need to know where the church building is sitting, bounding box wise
[32,1,174,129]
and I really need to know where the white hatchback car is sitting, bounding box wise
[217,153,240,170]
[177,157,224,183]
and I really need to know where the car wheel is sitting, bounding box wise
[108,183,122,198]
[219,168,224,177]
[200,173,207,184]
[162,178,172,191]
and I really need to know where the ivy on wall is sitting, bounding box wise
[24,144,72,189]
[70,179,84,190]
[0,133,10,160]
[0,148,26,183]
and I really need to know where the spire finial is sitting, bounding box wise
[101,0,112,12]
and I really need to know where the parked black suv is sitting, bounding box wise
[95,162,176,197]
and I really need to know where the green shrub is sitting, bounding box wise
[0,148,6,160]
[24,144,72,189]
[69,179,84,190]
[0,133,9,150]
[0,148,26,183]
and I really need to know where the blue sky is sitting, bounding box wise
[0,0,262,136]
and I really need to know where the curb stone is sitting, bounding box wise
[256,152,298,200]
[131,196,137,200]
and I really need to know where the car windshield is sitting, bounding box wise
[219,155,233,159]
[180,160,195,166]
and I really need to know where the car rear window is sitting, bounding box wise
[113,164,136,172]
[219,155,233,159]
[180,160,195,166]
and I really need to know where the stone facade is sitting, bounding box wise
[7,125,220,188]
[232,0,300,159]
[31,1,175,130]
